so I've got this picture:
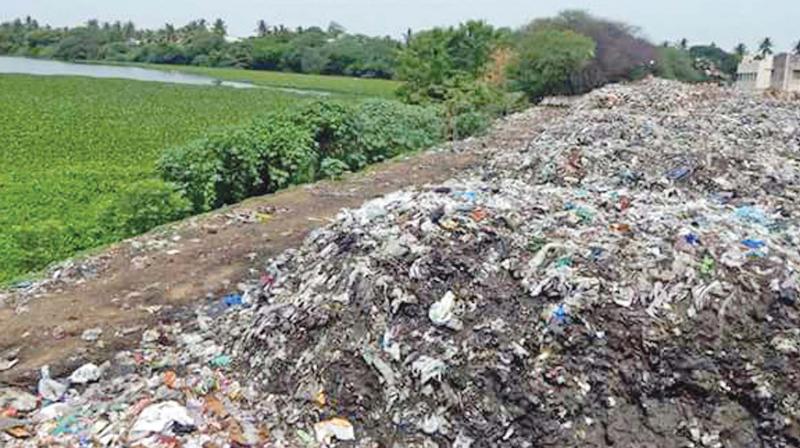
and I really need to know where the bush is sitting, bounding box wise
[249,112,317,191]
[320,157,350,179]
[6,220,73,276]
[353,99,444,163]
[454,111,492,138]
[101,179,191,238]
[159,117,316,212]
[158,99,446,213]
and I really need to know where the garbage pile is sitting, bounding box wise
[224,79,800,447]
[2,78,799,447]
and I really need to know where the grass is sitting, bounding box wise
[103,62,401,98]
[0,74,312,284]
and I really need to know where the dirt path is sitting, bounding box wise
[0,108,562,385]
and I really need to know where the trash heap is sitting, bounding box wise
[2,78,799,447]
[223,79,800,447]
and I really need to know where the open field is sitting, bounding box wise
[110,62,401,98]
[0,74,308,283]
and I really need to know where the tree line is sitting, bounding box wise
[3,11,798,106]
[0,17,399,78]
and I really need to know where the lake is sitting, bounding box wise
[0,56,255,89]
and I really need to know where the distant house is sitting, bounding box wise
[736,53,800,92]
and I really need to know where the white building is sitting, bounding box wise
[736,53,800,92]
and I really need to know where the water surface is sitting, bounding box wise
[0,56,255,89]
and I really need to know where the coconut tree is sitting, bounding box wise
[757,37,773,59]
[734,43,747,58]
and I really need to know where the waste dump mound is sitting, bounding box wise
[222,78,800,446]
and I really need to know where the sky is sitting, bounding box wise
[2,0,799,52]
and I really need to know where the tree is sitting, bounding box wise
[679,38,688,50]
[525,10,657,92]
[212,18,226,36]
[163,23,176,43]
[757,37,773,59]
[257,20,268,37]
[734,43,747,59]
[508,28,595,100]
[794,40,800,55]
[396,21,506,103]
[656,47,703,82]
[122,21,136,40]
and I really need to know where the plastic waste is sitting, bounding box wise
[129,401,196,441]
[223,293,244,307]
[428,291,462,330]
[314,417,355,443]
[69,363,101,384]
[37,366,67,402]
[0,387,38,412]
[81,328,103,342]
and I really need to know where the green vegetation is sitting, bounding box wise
[656,46,704,82]
[124,63,400,97]
[159,100,443,212]
[508,28,596,100]
[0,74,301,283]
[0,17,399,79]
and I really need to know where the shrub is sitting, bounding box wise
[453,111,492,138]
[320,157,350,179]
[101,179,192,238]
[353,99,444,162]
[7,220,73,275]
[249,112,317,190]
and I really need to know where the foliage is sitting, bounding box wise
[523,10,657,93]
[158,99,445,212]
[0,74,298,284]
[320,157,350,179]
[655,47,704,82]
[351,99,444,162]
[101,179,191,238]
[689,45,738,76]
[0,17,400,79]
[507,28,595,100]
[757,37,774,59]
[453,111,492,138]
[396,21,510,104]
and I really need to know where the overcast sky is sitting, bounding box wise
[3,0,799,52]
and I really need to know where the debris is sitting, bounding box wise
[68,363,102,384]
[37,366,67,402]
[81,328,103,342]
[129,401,196,441]
[428,291,462,330]
[0,388,37,412]
[314,417,355,443]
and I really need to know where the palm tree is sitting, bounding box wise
[257,20,268,37]
[212,18,226,36]
[163,23,176,43]
[757,37,773,60]
[734,43,747,58]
